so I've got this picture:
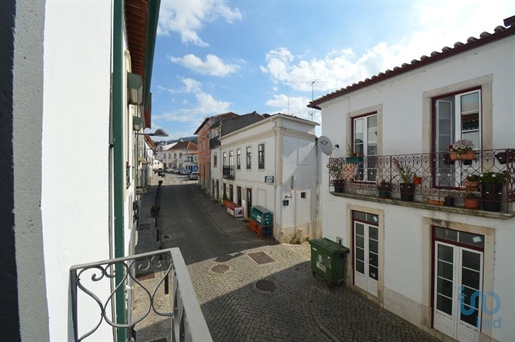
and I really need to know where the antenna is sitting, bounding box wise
[308,79,317,120]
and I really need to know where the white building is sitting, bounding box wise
[168,141,199,171]
[3,1,162,340]
[215,114,321,243]
[309,16,515,342]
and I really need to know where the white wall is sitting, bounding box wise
[220,115,320,242]
[319,35,515,341]
[41,1,113,340]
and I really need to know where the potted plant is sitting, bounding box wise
[377,180,391,199]
[463,192,480,209]
[449,139,476,161]
[463,174,480,191]
[444,193,455,207]
[345,145,364,164]
[413,174,422,185]
[479,171,507,212]
[393,158,415,201]
[327,159,345,193]
[495,149,514,165]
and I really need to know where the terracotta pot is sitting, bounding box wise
[450,151,476,161]
[464,198,480,209]
[428,200,444,206]
[464,180,479,191]
[413,176,422,185]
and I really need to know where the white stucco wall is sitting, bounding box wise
[220,115,320,242]
[41,2,114,340]
[319,34,515,341]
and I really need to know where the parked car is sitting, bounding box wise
[171,167,179,174]
[179,168,189,175]
[188,171,198,180]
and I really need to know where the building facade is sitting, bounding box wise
[2,0,161,340]
[216,114,321,243]
[309,16,515,342]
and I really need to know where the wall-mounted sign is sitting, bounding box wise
[264,176,274,183]
[283,199,289,206]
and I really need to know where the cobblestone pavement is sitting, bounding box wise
[134,181,441,342]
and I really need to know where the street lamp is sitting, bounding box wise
[135,128,169,137]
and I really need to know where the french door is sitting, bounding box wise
[433,241,483,341]
[354,221,378,296]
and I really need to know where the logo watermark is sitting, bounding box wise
[460,286,501,329]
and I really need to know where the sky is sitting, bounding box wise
[148,0,515,141]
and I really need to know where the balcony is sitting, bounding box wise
[70,248,212,341]
[223,165,235,179]
[328,149,515,214]
[209,136,220,149]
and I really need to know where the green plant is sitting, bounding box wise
[465,174,480,182]
[479,171,507,184]
[327,159,343,180]
[392,158,414,183]
[464,192,480,199]
[347,144,363,157]
[445,192,455,199]
[377,180,391,191]
[450,139,474,153]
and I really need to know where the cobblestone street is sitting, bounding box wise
[134,181,441,342]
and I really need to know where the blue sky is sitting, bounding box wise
[149,1,515,140]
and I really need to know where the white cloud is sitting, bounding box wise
[265,94,319,123]
[260,3,515,95]
[170,54,240,76]
[157,0,242,46]
[153,92,230,122]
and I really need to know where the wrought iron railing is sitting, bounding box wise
[328,148,515,212]
[70,248,212,342]
[222,165,235,179]
[209,136,220,149]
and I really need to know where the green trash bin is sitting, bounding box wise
[250,205,273,226]
[309,238,349,285]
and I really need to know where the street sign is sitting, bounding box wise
[192,165,198,172]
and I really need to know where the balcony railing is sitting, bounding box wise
[223,165,235,179]
[328,148,515,212]
[209,136,220,149]
[70,248,212,342]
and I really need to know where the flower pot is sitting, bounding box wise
[443,153,456,165]
[495,150,514,165]
[378,190,390,199]
[444,197,455,207]
[345,156,363,164]
[428,200,444,206]
[333,179,345,193]
[413,176,422,185]
[450,151,476,161]
[481,182,503,212]
[463,198,480,209]
[399,183,415,201]
[464,180,479,191]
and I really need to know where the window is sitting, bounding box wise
[353,113,377,182]
[237,149,241,169]
[214,155,217,167]
[434,89,481,187]
[258,144,265,169]
[246,146,251,169]
[223,152,227,166]
[229,151,234,167]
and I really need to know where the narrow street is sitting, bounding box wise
[135,179,440,342]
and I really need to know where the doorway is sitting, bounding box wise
[433,227,484,341]
[246,188,252,217]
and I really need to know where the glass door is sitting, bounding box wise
[433,242,483,341]
[354,222,379,296]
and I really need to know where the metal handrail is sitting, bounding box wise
[328,148,515,211]
[70,248,212,341]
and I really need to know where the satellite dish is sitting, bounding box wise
[319,135,333,155]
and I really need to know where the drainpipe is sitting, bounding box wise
[113,0,126,341]
[272,117,281,241]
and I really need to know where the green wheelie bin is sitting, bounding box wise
[309,238,349,285]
